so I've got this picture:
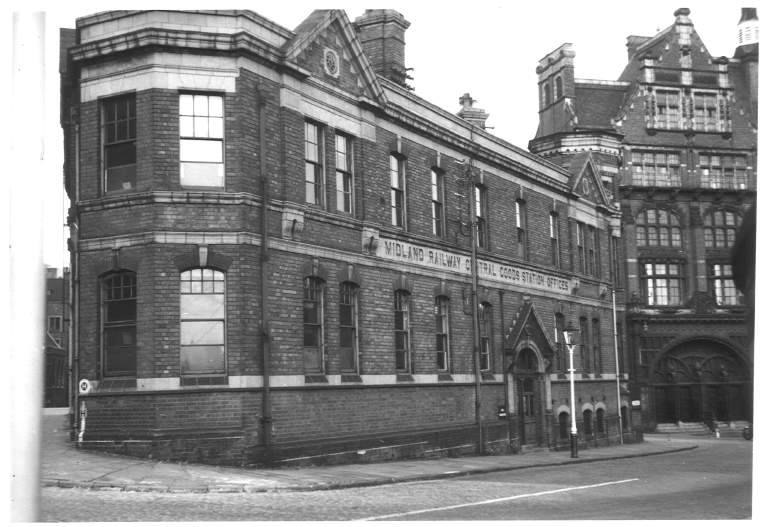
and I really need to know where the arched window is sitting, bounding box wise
[704,209,741,249]
[558,411,569,439]
[543,82,552,107]
[636,208,682,247]
[583,409,593,436]
[102,271,137,378]
[555,76,563,100]
[303,276,325,373]
[596,408,605,434]
[180,268,226,379]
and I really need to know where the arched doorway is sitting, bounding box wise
[514,348,544,446]
[651,339,751,424]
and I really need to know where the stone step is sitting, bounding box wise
[655,422,711,434]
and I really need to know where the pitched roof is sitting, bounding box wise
[573,82,628,129]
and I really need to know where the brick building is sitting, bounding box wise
[530,8,757,432]
[61,9,629,466]
[45,267,70,407]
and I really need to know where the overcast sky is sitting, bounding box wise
[35,1,752,268]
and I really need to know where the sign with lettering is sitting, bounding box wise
[376,238,573,295]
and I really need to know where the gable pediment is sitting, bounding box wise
[504,300,556,361]
[569,153,612,208]
[283,10,387,106]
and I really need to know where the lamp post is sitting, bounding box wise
[563,321,580,458]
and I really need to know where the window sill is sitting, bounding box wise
[180,376,228,387]
[99,378,137,391]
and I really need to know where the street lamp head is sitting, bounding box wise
[563,321,579,346]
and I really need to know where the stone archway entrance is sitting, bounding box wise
[651,339,751,424]
[514,348,544,446]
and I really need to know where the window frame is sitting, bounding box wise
[635,208,682,248]
[334,132,353,214]
[631,150,682,187]
[641,260,685,306]
[435,295,451,371]
[338,281,359,373]
[305,121,325,207]
[586,226,597,276]
[699,153,748,190]
[390,154,407,228]
[516,199,528,260]
[475,184,489,249]
[591,317,602,374]
[693,92,718,132]
[611,235,623,287]
[583,409,594,436]
[394,289,411,372]
[180,268,226,379]
[596,408,606,434]
[708,262,742,306]
[655,89,682,130]
[579,316,590,371]
[179,92,225,189]
[431,168,445,238]
[576,222,586,274]
[704,209,740,249]
[478,302,492,371]
[102,93,137,193]
[303,276,326,373]
[101,271,137,378]
[48,315,63,333]
[550,212,560,268]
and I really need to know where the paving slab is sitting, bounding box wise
[39,413,701,493]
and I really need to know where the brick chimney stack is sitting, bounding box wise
[354,9,410,87]
[457,93,489,130]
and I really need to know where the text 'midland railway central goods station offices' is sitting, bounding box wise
[59,6,756,466]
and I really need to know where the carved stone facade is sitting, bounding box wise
[532,8,757,430]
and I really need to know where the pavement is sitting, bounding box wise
[39,410,712,494]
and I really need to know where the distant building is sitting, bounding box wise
[531,7,757,431]
[45,267,70,407]
[61,9,628,466]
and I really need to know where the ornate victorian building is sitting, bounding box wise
[61,9,628,465]
[531,8,757,431]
